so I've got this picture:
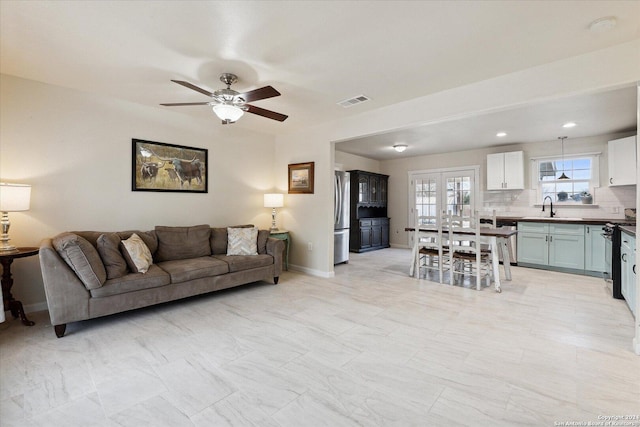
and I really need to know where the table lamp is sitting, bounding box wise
[264,193,284,231]
[0,183,31,252]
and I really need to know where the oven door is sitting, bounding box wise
[603,233,613,285]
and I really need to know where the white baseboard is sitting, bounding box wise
[288,264,334,278]
[2,301,48,322]
[24,301,48,314]
[390,243,411,249]
[634,337,640,356]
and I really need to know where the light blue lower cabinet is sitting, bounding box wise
[549,233,585,269]
[585,225,606,273]
[517,232,548,265]
[517,222,588,274]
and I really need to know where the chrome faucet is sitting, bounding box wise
[542,196,555,218]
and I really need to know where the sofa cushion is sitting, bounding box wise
[210,224,255,255]
[156,256,229,283]
[213,254,273,273]
[155,225,211,262]
[257,229,269,255]
[120,233,153,273]
[90,264,170,298]
[96,233,128,279]
[227,227,258,255]
[52,232,106,290]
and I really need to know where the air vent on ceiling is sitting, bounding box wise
[337,94,371,108]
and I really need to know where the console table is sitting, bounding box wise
[1,247,38,326]
[270,230,290,271]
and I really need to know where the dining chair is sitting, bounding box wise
[444,210,493,290]
[479,209,497,252]
[414,214,445,283]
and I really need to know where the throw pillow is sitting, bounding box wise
[118,230,158,254]
[227,227,258,255]
[257,229,269,254]
[155,224,211,262]
[120,233,153,273]
[52,232,107,290]
[96,233,128,279]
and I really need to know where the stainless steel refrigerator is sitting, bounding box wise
[334,170,350,264]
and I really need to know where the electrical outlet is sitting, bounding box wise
[307,242,313,251]
[613,207,620,214]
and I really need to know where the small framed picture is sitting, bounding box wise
[288,162,314,194]
[132,139,208,193]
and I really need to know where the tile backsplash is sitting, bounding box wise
[482,186,636,219]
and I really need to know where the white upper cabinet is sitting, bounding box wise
[486,151,524,190]
[608,135,637,186]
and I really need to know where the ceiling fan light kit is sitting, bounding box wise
[213,104,244,123]
[161,73,288,124]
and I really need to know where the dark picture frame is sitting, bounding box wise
[132,139,208,193]
[288,162,315,194]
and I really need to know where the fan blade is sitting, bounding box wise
[160,102,211,106]
[246,104,288,122]
[238,86,281,103]
[171,80,215,97]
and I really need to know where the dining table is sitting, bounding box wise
[405,226,519,292]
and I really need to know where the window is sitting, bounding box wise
[532,154,600,204]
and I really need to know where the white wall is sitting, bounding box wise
[1,74,277,310]
[334,150,380,173]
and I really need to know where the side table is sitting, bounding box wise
[269,230,290,271]
[1,247,39,326]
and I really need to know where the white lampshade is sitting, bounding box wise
[0,183,31,212]
[264,193,284,208]
[212,104,245,122]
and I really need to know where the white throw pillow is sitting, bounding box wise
[120,233,153,273]
[227,227,258,256]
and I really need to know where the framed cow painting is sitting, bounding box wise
[132,139,208,193]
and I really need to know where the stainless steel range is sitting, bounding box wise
[602,222,623,299]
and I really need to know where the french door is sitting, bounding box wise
[409,167,479,245]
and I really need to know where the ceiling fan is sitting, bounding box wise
[160,73,288,124]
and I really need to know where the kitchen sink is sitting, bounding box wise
[521,216,583,221]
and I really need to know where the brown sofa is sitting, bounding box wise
[39,224,285,337]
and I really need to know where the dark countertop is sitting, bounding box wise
[498,216,636,226]
[619,225,636,236]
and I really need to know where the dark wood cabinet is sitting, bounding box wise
[348,170,390,253]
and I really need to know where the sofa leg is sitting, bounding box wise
[54,324,67,338]
[274,277,279,284]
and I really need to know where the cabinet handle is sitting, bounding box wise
[610,178,613,184]
[633,265,636,275]
[549,236,553,242]
[622,253,627,262]
[587,227,590,234]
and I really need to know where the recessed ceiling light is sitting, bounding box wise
[589,16,617,33]
[496,132,507,137]
[393,144,408,153]
[562,122,577,128]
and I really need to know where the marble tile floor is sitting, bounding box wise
[1,247,638,426]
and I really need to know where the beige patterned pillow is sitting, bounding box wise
[120,233,153,273]
[227,227,258,255]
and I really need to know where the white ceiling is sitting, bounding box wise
[1,1,639,154]
[335,85,638,160]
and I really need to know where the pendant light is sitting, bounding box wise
[558,136,570,180]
